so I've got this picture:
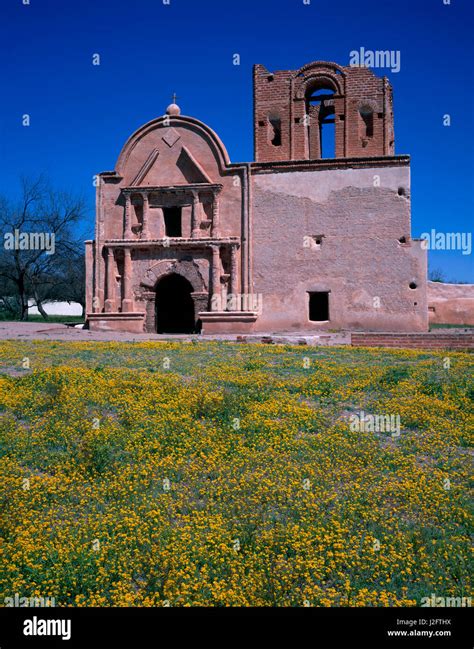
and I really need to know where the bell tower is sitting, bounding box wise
[253,60,395,162]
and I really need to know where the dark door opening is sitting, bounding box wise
[308,291,329,321]
[163,207,182,237]
[156,274,195,333]
[306,87,336,159]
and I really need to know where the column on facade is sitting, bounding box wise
[122,247,133,312]
[229,244,239,311]
[141,192,149,239]
[210,244,221,311]
[104,247,116,312]
[191,190,200,239]
[123,193,133,239]
[211,190,220,238]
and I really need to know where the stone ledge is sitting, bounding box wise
[198,311,259,334]
[249,155,410,174]
[104,238,240,247]
[87,312,145,333]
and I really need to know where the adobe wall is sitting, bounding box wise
[251,160,428,332]
[427,281,474,325]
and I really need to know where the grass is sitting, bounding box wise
[0,341,472,607]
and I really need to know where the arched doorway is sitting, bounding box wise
[155,274,195,333]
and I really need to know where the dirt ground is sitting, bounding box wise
[0,321,350,346]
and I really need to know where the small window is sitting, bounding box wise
[163,207,182,237]
[269,117,281,146]
[359,109,374,138]
[308,291,329,321]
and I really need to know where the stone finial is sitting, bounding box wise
[166,93,181,116]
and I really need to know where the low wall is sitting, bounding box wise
[28,300,83,316]
[351,332,474,350]
[427,282,474,325]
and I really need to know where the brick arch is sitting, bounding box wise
[140,259,207,293]
[357,99,381,114]
[294,66,345,100]
[139,259,209,333]
[295,60,347,77]
[300,75,340,99]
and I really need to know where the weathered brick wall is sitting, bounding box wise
[345,68,394,158]
[351,332,474,350]
[254,65,293,162]
[254,61,394,162]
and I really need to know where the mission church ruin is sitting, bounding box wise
[85,59,428,334]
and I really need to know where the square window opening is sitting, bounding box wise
[308,291,329,321]
[163,207,182,237]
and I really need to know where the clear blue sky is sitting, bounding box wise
[1,0,473,281]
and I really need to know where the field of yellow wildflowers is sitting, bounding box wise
[0,341,472,607]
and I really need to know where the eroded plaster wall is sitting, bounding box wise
[251,163,428,332]
[427,281,474,325]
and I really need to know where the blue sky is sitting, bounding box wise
[1,0,473,281]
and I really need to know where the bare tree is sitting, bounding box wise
[0,176,87,320]
[47,243,86,317]
[428,267,446,283]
